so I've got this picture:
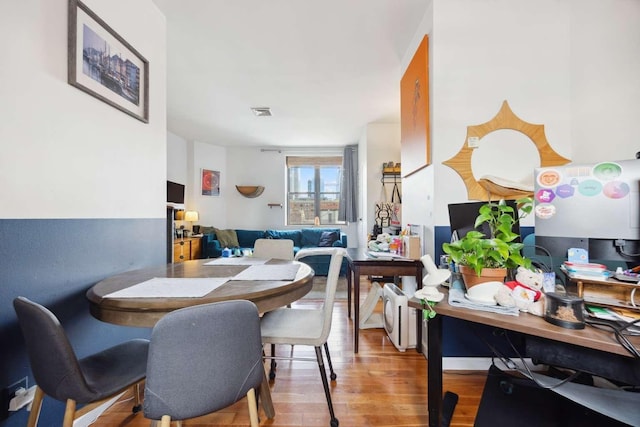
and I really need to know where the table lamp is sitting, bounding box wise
[184,211,199,235]
[416,254,451,303]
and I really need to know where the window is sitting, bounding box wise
[286,156,343,225]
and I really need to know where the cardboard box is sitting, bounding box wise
[402,236,421,260]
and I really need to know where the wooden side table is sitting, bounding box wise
[345,248,423,353]
[173,237,202,263]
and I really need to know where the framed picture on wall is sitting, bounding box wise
[400,35,430,177]
[202,169,220,196]
[67,0,149,123]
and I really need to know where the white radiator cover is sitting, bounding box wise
[383,283,416,351]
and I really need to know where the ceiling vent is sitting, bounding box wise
[251,107,272,117]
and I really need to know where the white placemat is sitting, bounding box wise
[230,264,300,281]
[104,277,231,298]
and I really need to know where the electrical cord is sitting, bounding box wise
[618,247,640,258]
[471,325,582,390]
[522,243,554,273]
[584,317,640,359]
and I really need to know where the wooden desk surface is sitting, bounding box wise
[87,259,314,328]
[345,247,422,266]
[410,287,640,427]
[409,287,639,358]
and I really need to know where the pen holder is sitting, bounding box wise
[544,292,585,329]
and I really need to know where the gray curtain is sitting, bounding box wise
[338,145,358,223]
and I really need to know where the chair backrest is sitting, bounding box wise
[143,300,264,421]
[13,297,96,403]
[312,248,345,343]
[253,238,294,260]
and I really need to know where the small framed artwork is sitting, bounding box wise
[202,169,220,196]
[68,0,149,123]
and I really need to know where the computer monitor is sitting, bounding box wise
[534,158,640,267]
[448,200,520,242]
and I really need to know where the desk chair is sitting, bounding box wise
[143,300,264,427]
[13,296,148,427]
[261,248,345,427]
[253,238,294,260]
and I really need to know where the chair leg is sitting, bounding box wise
[160,415,171,427]
[269,343,277,380]
[132,381,142,413]
[324,342,337,381]
[247,388,260,427]
[315,346,339,427]
[26,386,44,427]
[62,399,77,427]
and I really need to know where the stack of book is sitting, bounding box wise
[561,261,610,280]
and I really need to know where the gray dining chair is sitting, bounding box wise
[260,247,345,427]
[13,296,148,427]
[253,238,294,260]
[143,300,264,427]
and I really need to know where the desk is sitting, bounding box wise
[345,248,423,353]
[409,289,640,427]
[87,258,314,419]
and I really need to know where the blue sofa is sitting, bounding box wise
[200,227,348,276]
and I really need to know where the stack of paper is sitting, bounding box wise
[562,261,610,280]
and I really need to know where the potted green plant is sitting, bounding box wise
[442,197,533,287]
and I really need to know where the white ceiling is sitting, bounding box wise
[152,0,430,148]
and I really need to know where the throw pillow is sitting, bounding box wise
[200,226,216,236]
[318,231,339,247]
[213,228,239,248]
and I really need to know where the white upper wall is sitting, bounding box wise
[398,0,640,253]
[0,0,167,219]
[570,0,640,163]
[167,131,188,185]
[432,0,572,224]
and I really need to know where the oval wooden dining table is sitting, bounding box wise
[86,258,314,420]
[87,258,314,327]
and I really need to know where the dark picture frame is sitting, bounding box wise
[68,0,149,123]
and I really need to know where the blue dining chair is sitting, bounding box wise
[13,296,148,427]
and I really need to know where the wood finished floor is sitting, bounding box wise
[91,282,486,426]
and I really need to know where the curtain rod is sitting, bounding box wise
[260,146,346,154]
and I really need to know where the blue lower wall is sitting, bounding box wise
[0,218,165,426]
[434,225,534,357]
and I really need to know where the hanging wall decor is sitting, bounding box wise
[443,100,571,201]
[400,35,430,177]
[68,0,149,122]
[201,169,220,196]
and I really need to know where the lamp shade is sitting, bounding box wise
[184,211,199,222]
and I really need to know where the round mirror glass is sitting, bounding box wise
[471,129,540,188]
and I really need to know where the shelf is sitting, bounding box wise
[236,185,265,198]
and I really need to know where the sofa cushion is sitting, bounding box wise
[301,228,340,247]
[236,229,266,248]
[265,229,302,247]
[318,231,340,247]
[200,226,216,236]
[214,228,239,247]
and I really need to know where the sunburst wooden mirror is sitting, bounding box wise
[443,100,570,201]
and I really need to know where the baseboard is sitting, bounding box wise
[440,357,545,372]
